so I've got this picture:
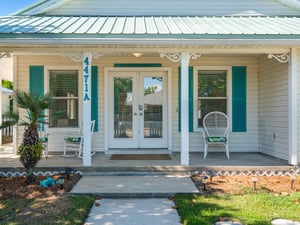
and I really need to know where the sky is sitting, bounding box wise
[0,0,39,16]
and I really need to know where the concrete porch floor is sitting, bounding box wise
[0,143,292,172]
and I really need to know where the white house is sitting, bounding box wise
[0,0,300,166]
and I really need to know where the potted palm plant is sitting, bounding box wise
[1,91,56,183]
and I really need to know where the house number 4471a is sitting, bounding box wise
[83,56,90,101]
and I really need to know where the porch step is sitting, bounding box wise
[78,166,190,176]
[70,175,199,198]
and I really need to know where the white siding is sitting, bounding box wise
[176,56,259,153]
[16,55,260,155]
[258,56,289,160]
[45,0,300,16]
[16,55,103,154]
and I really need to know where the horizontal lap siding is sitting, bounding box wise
[16,56,102,153]
[174,56,259,152]
[258,56,289,160]
[17,55,259,154]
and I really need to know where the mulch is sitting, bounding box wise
[0,174,81,200]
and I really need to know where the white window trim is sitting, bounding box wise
[193,66,232,132]
[44,66,83,131]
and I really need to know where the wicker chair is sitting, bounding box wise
[203,111,230,159]
[38,124,49,158]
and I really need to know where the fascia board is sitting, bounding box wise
[1,37,300,46]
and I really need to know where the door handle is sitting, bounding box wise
[134,113,138,116]
[139,113,143,116]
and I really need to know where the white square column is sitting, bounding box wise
[180,53,190,166]
[82,52,92,166]
[288,48,298,165]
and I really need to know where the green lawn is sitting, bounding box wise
[0,195,94,225]
[175,192,300,225]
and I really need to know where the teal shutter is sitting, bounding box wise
[232,66,247,132]
[29,65,44,131]
[91,66,99,132]
[29,66,44,95]
[178,66,194,132]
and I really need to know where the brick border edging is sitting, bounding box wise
[191,166,299,177]
[0,166,299,177]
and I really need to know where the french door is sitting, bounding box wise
[108,71,168,149]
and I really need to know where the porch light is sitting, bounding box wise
[132,52,143,57]
[251,177,257,191]
[290,175,296,190]
[208,171,216,182]
[65,167,73,180]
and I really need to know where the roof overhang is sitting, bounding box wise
[0,16,300,55]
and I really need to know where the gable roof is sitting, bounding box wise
[14,0,300,17]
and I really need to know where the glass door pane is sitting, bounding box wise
[114,77,133,138]
[143,77,163,138]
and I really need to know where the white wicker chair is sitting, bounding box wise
[63,120,95,158]
[38,125,49,158]
[203,111,230,159]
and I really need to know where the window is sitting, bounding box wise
[196,70,227,128]
[49,70,79,128]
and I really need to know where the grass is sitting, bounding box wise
[175,192,300,225]
[0,195,94,225]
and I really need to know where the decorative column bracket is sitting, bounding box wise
[63,52,103,62]
[267,53,290,63]
[0,52,11,59]
[160,52,201,62]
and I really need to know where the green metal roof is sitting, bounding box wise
[1,16,300,41]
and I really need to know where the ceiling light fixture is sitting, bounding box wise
[132,52,143,57]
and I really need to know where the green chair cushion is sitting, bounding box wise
[206,136,227,143]
[64,136,82,143]
[38,137,48,143]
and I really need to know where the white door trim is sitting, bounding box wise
[104,67,172,152]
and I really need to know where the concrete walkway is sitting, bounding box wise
[84,198,182,225]
[71,175,198,225]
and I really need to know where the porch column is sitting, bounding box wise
[82,52,92,166]
[180,53,190,166]
[288,48,298,165]
[160,52,201,166]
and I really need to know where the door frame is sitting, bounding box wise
[104,67,172,152]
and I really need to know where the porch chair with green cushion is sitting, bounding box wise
[63,120,95,158]
[203,111,230,159]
